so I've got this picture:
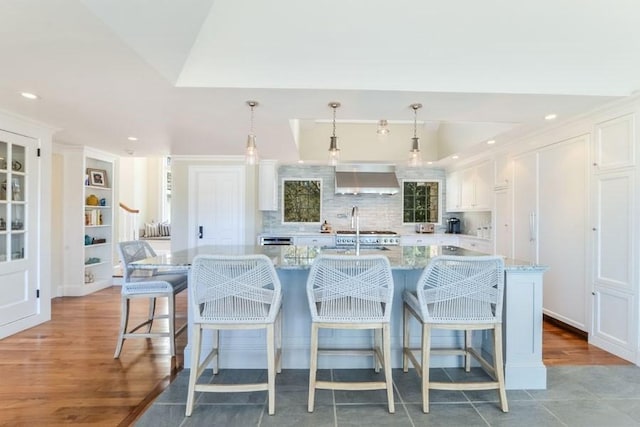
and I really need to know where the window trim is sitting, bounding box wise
[401,179,443,225]
[281,178,323,224]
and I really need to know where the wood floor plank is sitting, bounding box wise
[0,285,629,425]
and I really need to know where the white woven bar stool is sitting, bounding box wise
[115,240,187,358]
[402,255,508,413]
[185,254,283,416]
[306,254,395,413]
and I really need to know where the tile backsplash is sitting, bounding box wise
[261,164,453,234]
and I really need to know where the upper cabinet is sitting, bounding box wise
[494,154,513,189]
[258,160,278,211]
[446,161,492,212]
[593,113,636,172]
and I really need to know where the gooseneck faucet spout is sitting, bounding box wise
[351,205,360,255]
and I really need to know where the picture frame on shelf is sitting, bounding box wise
[87,168,108,187]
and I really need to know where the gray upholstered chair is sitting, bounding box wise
[186,254,283,416]
[306,254,395,413]
[402,255,508,413]
[114,240,187,358]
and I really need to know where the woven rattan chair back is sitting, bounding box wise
[118,240,158,281]
[306,254,394,323]
[416,255,505,324]
[190,254,282,324]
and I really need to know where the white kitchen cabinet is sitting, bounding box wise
[510,136,589,332]
[512,151,538,264]
[400,234,458,246]
[589,111,638,361]
[294,234,335,247]
[445,170,461,211]
[538,137,588,331]
[457,236,492,254]
[446,161,492,212]
[258,160,278,211]
[593,113,635,171]
[61,146,116,296]
[494,188,512,258]
[494,154,513,189]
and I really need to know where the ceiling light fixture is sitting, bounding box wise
[408,103,423,167]
[20,92,39,100]
[328,102,341,166]
[487,139,496,145]
[127,136,138,141]
[245,100,259,165]
[545,113,557,121]
[377,119,390,136]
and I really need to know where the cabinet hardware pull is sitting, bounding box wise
[198,226,203,239]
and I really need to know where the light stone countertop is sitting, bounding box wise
[131,244,546,272]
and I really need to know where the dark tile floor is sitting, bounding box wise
[136,366,640,426]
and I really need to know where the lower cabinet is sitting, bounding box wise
[400,234,458,247]
[293,234,335,247]
[457,237,493,254]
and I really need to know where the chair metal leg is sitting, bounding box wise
[308,323,319,413]
[403,303,410,372]
[185,325,202,416]
[113,296,129,358]
[168,293,176,357]
[147,297,157,333]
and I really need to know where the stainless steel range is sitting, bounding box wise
[335,230,400,247]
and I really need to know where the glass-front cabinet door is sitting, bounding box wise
[0,130,38,325]
[0,141,26,261]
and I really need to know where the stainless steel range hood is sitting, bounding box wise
[335,164,400,195]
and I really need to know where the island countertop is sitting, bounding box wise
[132,244,546,272]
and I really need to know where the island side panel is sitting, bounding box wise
[503,268,547,389]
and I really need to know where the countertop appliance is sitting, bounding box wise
[446,218,461,234]
[415,223,435,233]
[335,230,400,246]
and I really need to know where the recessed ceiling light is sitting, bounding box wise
[452,155,459,160]
[487,139,496,145]
[427,161,433,165]
[298,160,305,164]
[545,114,557,121]
[20,92,39,100]
[127,136,138,141]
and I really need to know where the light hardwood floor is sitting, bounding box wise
[0,286,629,426]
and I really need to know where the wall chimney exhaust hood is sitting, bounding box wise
[335,164,400,195]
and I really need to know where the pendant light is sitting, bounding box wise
[377,119,390,136]
[408,103,423,167]
[245,100,259,165]
[328,102,341,166]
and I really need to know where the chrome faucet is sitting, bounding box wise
[351,205,360,255]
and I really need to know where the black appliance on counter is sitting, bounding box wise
[446,217,461,234]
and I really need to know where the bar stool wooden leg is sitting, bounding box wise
[308,323,319,412]
[494,324,509,412]
[266,323,276,415]
[422,324,431,413]
[114,297,129,358]
[186,325,202,416]
[403,303,410,372]
[383,324,395,413]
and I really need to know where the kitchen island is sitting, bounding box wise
[133,244,547,389]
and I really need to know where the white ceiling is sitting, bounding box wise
[0,0,639,164]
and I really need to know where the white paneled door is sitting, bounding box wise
[188,165,245,248]
[0,130,39,330]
